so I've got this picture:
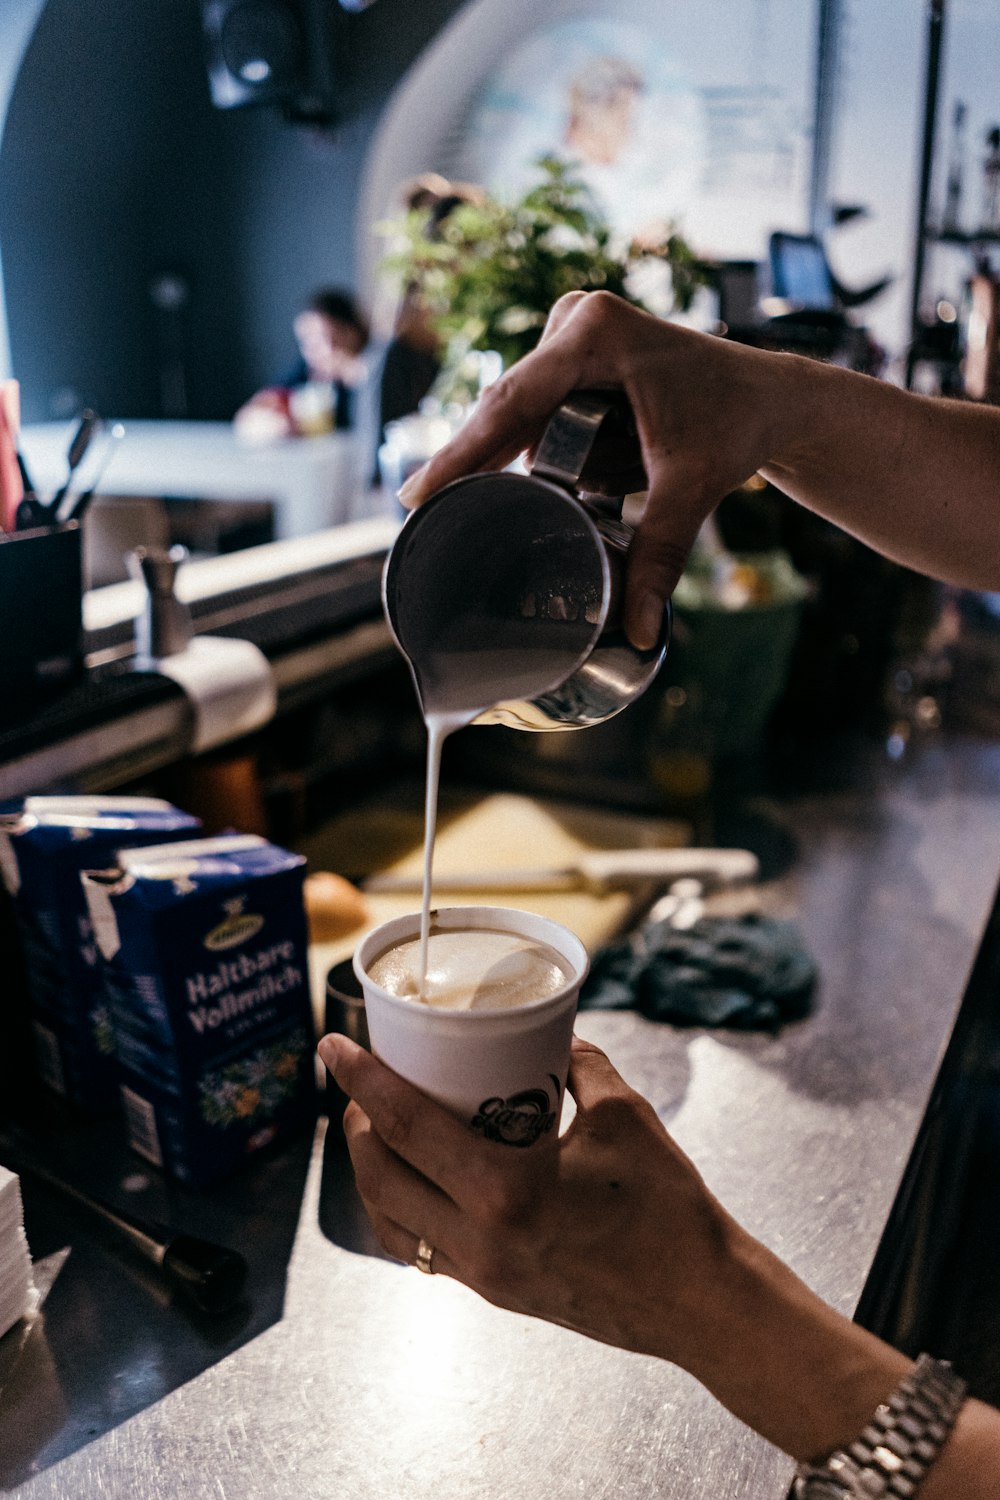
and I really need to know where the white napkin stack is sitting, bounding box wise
[0,1166,37,1340]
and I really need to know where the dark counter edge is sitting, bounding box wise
[0,537,397,798]
[854,873,1000,1406]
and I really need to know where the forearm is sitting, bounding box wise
[681,1212,1000,1493]
[762,355,1000,591]
[678,1211,909,1461]
[326,1031,1000,1491]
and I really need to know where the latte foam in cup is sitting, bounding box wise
[354,906,588,1148]
[367,927,573,1011]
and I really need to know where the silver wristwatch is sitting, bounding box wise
[793,1354,967,1498]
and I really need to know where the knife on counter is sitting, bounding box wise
[362,847,759,896]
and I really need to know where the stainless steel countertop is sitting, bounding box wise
[8,738,1000,1499]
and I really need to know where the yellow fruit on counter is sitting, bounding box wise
[304,871,370,942]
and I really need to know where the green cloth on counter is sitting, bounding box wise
[579,912,817,1031]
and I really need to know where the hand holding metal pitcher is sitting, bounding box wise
[382,389,670,732]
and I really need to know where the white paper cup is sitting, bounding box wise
[354,906,588,1149]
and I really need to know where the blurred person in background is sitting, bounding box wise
[234,286,370,443]
[376,176,486,462]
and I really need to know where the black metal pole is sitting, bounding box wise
[908,0,946,385]
[810,0,843,237]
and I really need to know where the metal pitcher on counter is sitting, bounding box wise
[382,390,670,731]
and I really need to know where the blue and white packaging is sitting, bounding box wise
[0,796,202,1113]
[83,834,317,1186]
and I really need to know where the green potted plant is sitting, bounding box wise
[379,154,705,402]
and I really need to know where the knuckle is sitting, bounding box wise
[350,1144,384,1208]
[476,369,527,424]
[654,455,718,516]
[376,1094,418,1158]
[554,288,588,313]
[584,1091,647,1145]
[374,1223,397,1260]
[571,1036,608,1064]
[642,533,693,578]
[575,288,620,328]
[631,508,704,590]
[543,289,588,335]
[473,1167,535,1231]
[564,291,638,379]
[342,1105,371,1163]
[368,1211,406,1263]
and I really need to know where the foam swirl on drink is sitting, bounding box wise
[368,927,572,1011]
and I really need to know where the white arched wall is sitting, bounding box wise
[356,0,625,321]
[0,0,48,379]
[356,0,826,306]
[357,0,925,363]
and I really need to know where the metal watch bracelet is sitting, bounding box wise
[792,1353,967,1498]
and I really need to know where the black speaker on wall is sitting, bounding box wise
[202,0,339,124]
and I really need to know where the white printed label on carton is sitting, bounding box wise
[82,876,121,961]
[0,833,20,896]
[25,796,173,816]
[120,835,264,869]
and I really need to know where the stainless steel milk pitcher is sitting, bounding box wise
[382,389,670,731]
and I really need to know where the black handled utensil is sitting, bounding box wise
[65,422,125,522]
[49,408,100,518]
[14,495,52,531]
[13,453,47,530]
[8,1151,248,1315]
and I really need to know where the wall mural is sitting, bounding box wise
[452,9,813,259]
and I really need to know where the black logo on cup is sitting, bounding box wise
[471,1077,560,1148]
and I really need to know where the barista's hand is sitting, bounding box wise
[319,1030,931,1469]
[396,292,793,649]
[319,1032,727,1365]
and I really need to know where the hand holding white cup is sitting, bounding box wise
[353,905,589,1149]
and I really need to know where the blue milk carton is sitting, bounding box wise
[82,835,317,1186]
[0,796,202,1114]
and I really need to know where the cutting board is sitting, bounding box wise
[300,787,689,1032]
